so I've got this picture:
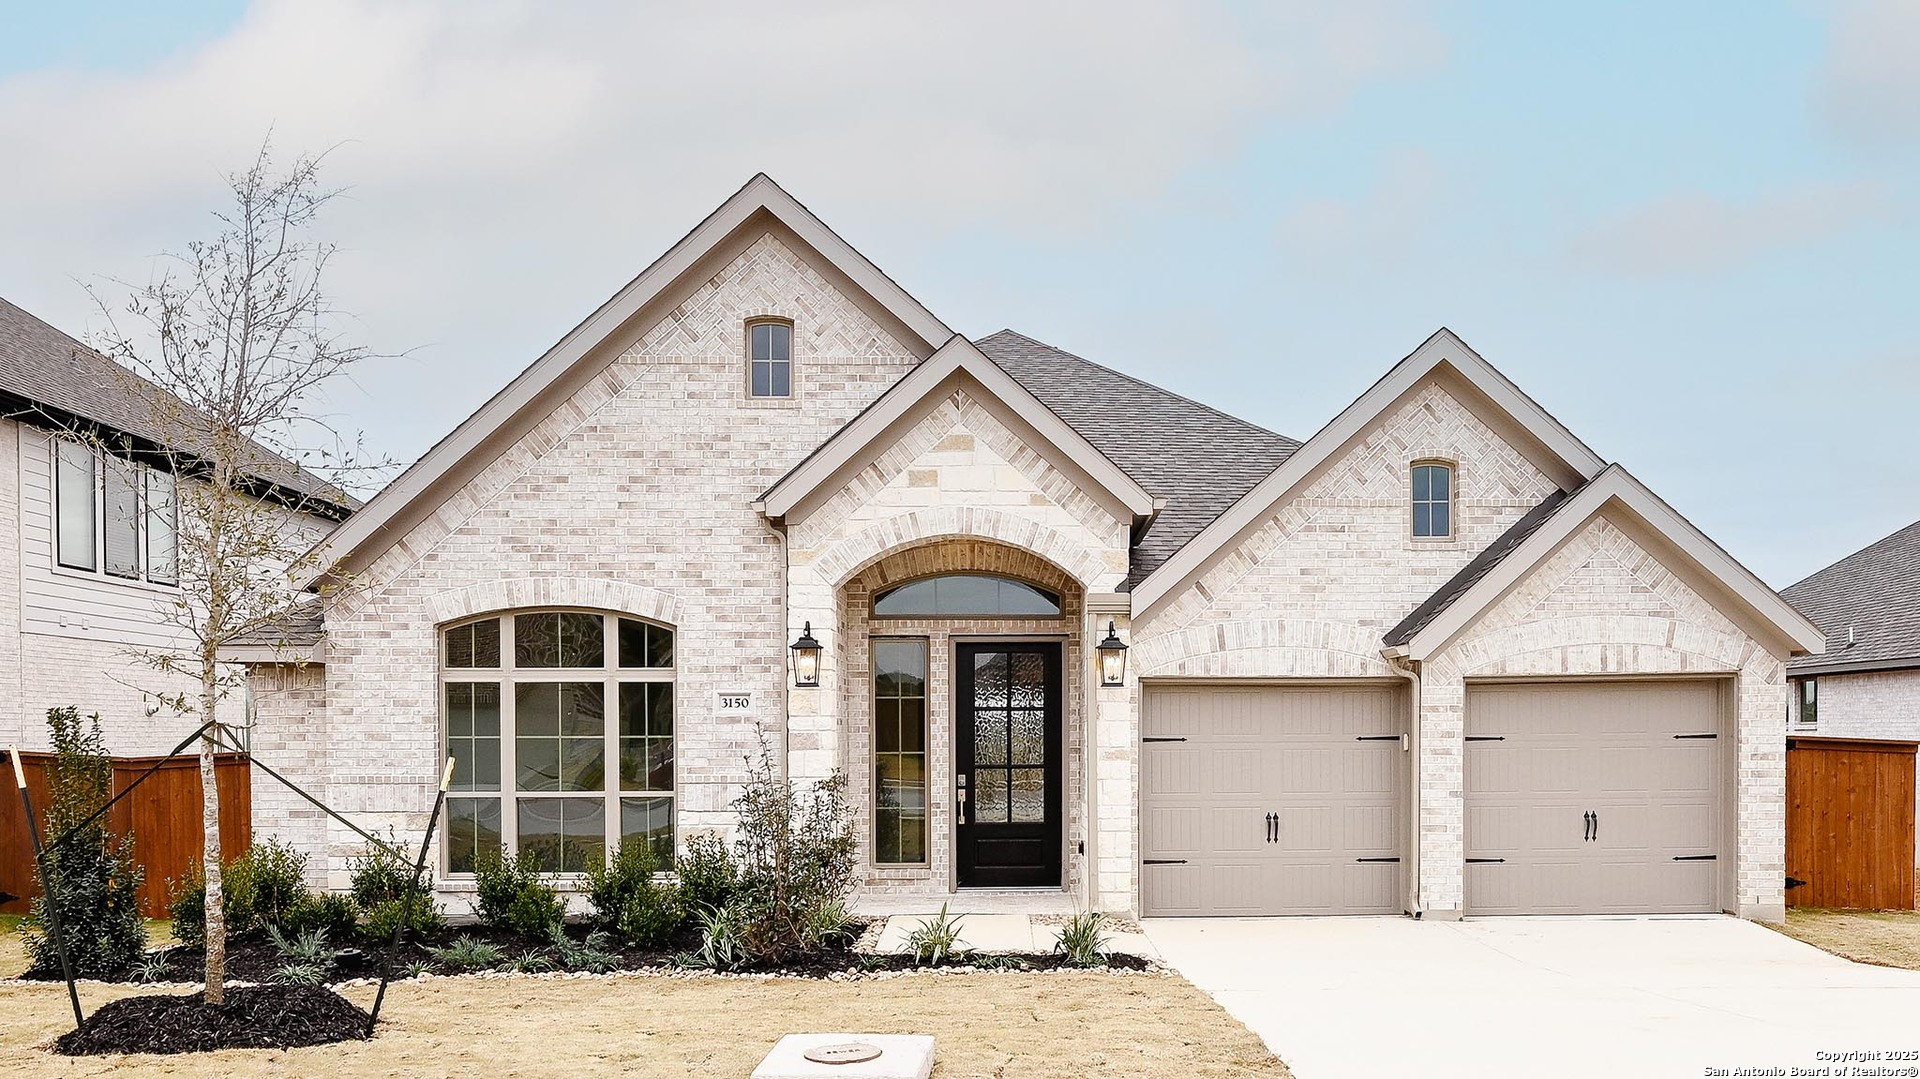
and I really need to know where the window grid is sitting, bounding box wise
[749,320,793,398]
[872,638,929,865]
[441,610,675,875]
[1411,462,1454,539]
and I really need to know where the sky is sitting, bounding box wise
[0,0,1915,589]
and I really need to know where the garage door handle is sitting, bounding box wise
[1673,855,1717,861]
[1143,859,1187,865]
[1356,857,1401,863]
[1673,733,1717,740]
[1355,735,1400,741]
[1591,811,1598,841]
[1465,735,1505,742]
[1583,810,1595,842]
[1265,812,1278,843]
[1466,858,1505,864]
[1142,737,1187,743]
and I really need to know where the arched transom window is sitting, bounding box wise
[872,574,1062,618]
[441,610,675,874]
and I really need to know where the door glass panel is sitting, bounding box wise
[973,651,1009,707]
[1010,709,1045,765]
[1010,653,1044,708]
[974,769,1009,822]
[1011,768,1045,822]
[974,709,1008,766]
[873,638,929,864]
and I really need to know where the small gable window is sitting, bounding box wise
[1411,462,1453,538]
[749,320,792,398]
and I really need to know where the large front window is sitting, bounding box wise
[441,610,675,874]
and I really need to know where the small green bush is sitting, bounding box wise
[223,839,314,933]
[347,836,415,910]
[168,869,207,948]
[693,901,750,971]
[905,903,966,966]
[360,893,446,942]
[428,934,507,971]
[1053,911,1110,968]
[282,892,359,941]
[585,841,682,948]
[676,832,736,915]
[472,850,566,938]
[726,745,857,963]
[550,926,621,974]
[21,707,148,979]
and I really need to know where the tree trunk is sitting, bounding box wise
[200,657,225,1004]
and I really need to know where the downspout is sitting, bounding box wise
[1387,654,1424,919]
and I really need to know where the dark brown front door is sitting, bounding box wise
[956,643,1062,887]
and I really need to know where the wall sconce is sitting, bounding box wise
[1096,620,1129,687]
[789,621,822,688]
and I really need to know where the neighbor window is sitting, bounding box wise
[441,610,675,874]
[53,438,178,584]
[872,639,928,864]
[1411,462,1453,538]
[749,320,792,398]
[872,574,1063,618]
[1797,679,1817,726]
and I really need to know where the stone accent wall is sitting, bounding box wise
[253,232,920,887]
[1798,668,1920,866]
[1430,516,1789,920]
[835,540,1088,905]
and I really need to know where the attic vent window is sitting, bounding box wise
[749,320,792,398]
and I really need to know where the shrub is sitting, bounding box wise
[273,961,326,986]
[265,924,342,969]
[676,832,736,915]
[550,926,621,974]
[360,893,446,942]
[1053,911,1110,968]
[585,841,682,948]
[726,744,857,963]
[472,850,566,938]
[693,901,750,971]
[222,839,314,933]
[21,707,147,978]
[428,934,507,972]
[282,892,359,941]
[168,868,207,948]
[803,898,856,950]
[346,835,415,910]
[905,904,966,966]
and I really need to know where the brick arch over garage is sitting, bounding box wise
[1439,614,1766,679]
[423,576,682,627]
[813,507,1116,592]
[1133,618,1399,679]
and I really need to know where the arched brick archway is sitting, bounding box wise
[814,507,1117,593]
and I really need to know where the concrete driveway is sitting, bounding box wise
[1144,916,1920,1079]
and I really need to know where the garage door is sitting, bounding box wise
[1141,684,1407,916]
[1464,680,1724,916]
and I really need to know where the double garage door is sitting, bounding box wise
[1141,679,1725,917]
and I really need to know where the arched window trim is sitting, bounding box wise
[439,607,676,878]
[1410,459,1456,540]
[871,572,1065,618]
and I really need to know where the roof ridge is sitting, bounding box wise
[977,329,1300,446]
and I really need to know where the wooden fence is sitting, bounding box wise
[1,752,251,919]
[1786,735,1918,911]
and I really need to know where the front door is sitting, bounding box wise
[955,643,1063,887]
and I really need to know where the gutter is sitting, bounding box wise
[1387,653,1424,919]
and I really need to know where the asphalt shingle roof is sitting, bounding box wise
[228,603,326,649]
[973,330,1302,588]
[0,295,356,514]
[1782,518,1920,675]
[1383,487,1577,648]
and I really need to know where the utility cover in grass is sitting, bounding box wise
[54,985,372,1055]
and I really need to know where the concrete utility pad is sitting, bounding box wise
[753,1034,935,1079]
[1145,915,1920,1079]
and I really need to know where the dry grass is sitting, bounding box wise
[1776,907,1920,970]
[0,917,25,979]
[0,969,1289,1078]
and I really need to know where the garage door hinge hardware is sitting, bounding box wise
[1465,735,1505,742]
[1355,735,1400,741]
[1466,858,1506,864]
[1356,857,1401,863]
[1143,859,1187,865]
[1672,855,1717,861]
[1141,737,1187,743]
[1672,733,1718,740]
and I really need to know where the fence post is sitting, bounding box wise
[366,757,454,1037]
[11,746,84,1030]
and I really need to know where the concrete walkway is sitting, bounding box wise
[871,913,1160,959]
[1144,915,1920,1079]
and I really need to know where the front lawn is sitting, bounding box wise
[0,970,1289,1078]
[1776,907,1920,970]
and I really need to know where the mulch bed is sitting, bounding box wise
[52,984,371,1055]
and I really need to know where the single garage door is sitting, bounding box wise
[1141,683,1407,916]
[1465,679,1725,916]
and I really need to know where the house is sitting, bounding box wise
[0,295,354,755]
[1781,520,1920,883]
[239,175,1823,922]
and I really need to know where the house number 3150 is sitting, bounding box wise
[715,692,752,712]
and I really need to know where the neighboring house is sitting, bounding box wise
[1780,520,1920,874]
[240,175,1822,922]
[0,295,354,755]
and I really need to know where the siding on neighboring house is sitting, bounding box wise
[1797,667,1920,866]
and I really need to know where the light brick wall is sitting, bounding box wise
[256,232,922,888]
[1433,516,1789,921]
[13,631,244,754]
[1798,668,1920,867]
[246,663,333,887]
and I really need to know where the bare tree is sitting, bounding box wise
[85,142,386,1001]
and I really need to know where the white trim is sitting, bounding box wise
[1129,328,1608,615]
[219,642,325,665]
[297,174,952,589]
[1395,465,1827,659]
[758,335,1158,521]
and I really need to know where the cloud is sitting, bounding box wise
[0,0,1444,461]
[1817,0,1920,145]
[1274,149,1440,270]
[1566,182,1883,276]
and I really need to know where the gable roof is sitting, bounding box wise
[1383,486,1578,648]
[1128,328,1610,615]
[299,174,953,587]
[757,334,1159,522]
[1782,518,1920,676]
[0,295,357,517]
[1383,465,1825,660]
[974,330,1301,587]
